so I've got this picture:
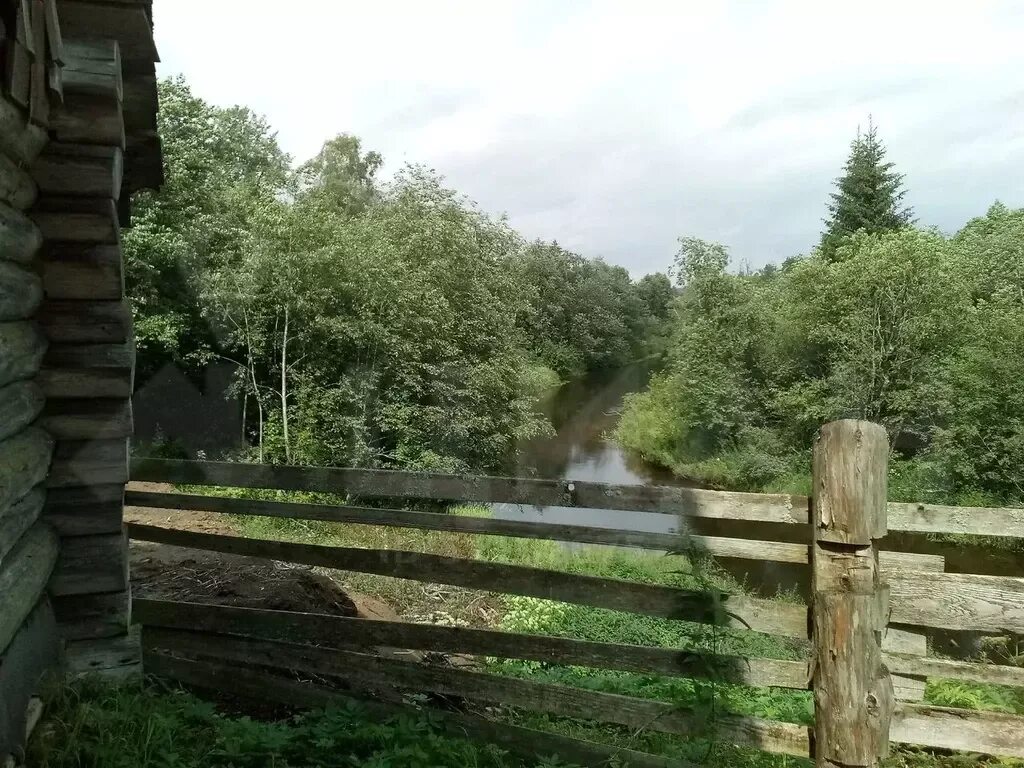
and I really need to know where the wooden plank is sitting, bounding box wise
[133,599,810,686]
[0,380,44,441]
[44,341,133,369]
[0,599,59,758]
[122,74,156,130]
[44,484,123,536]
[0,486,44,564]
[811,420,892,766]
[143,627,811,757]
[0,203,42,264]
[0,322,46,388]
[0,524,58,653]
[878,551,944,573]
[52,589,129,640]
[43,0,64,65]
[56,3,156,60]
[143,652,684,768]
[66,625,139,678]
[4,2,32,109]
[573,482,808,525]
[39,300,132,343]
[61,63,121,102]
[888,501,1024,539]
[31,197,119,242]
[33,143,122,198]
[125,491,811,563]
[125,459,1024,539]
[883,627,928,703]
[48,531,128,596]
[28,0,48,127]
[891,703,1024,758]
[889,571,1024,633]
[41,397,133,439]
[47,438,128,488]
[127,459,809,524]
[0,151,36,210]
[0,91,46,169]
[38,366,132,398]
[885,652,1024,690]
[0,262,42,321]
[0,427,52,511]
[41,243,122,300]
[51,91,124,148]
[127,525,806,636]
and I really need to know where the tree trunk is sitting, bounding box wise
[281,306,290,465]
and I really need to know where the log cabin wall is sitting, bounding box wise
[1,0,67,760]
[30,0,161,680]
[1,3,159,756]
[32,36,136,678]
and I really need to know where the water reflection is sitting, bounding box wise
[494,364,690,535]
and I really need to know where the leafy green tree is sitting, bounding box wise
[821,118,914,257]
[298,133,383,216]
[780,229,964,446]
[124,77,291,383]
[930,204,1024,497]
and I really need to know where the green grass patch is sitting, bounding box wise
[29,679,580,768]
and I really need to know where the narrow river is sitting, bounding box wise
[492,364,697,536]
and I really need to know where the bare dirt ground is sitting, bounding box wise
[125,482,387,619]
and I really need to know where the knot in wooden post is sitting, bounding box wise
[811,419,894,767]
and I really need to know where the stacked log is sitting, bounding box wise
[30,38,136,679]
[0,6,61,752]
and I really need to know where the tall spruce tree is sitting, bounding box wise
[821,118,914,257]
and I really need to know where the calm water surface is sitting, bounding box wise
[492,364,696,535]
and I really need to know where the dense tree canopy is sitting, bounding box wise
[618,204,1024,502]
[126,78,669,473]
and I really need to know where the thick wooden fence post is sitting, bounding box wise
[811,420,894,767]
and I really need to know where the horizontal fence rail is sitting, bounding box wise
[133,599,809,688]
[135,599,1024,760]
[130,458,1024,539]
[141,627,813,757]
[125,490,812,563]
[128,526,808,638]
[143,652,685,768]
[126,446,1024,765]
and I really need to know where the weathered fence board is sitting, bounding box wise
[143,651,685,768]
[132,599,808,687]
[125,490,811,563]
[887,501,1024,539]
[884,652,1024,689]
[127,524,806,636]
[891,703,1024,758]
[889,571,1024,633]
[128,458,1024,539]
[142,627,811,757]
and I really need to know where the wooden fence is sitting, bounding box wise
[123,420,1024,767]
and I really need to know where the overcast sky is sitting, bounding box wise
[154,1,1024,275]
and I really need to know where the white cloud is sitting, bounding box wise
[155,0,1024,274]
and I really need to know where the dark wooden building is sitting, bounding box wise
[0,0,161,761]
